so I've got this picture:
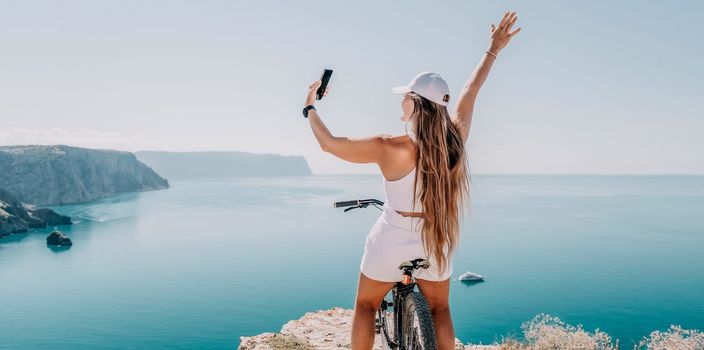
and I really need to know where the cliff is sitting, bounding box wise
[0,145,169,206]
[135,151,312,180]
[0,188,71,238]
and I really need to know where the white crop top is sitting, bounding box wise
[383,167,423,212]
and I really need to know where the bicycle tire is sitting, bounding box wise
[400,291,437,349]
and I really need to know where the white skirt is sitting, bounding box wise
[359,203,453,282]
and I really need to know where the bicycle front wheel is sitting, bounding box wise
[400,291,437,350]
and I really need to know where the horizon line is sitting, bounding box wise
[314,172,704,176]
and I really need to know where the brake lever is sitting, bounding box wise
[344,206,359,213]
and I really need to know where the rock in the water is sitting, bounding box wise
[46,229,72,246]
[0,145,169,206]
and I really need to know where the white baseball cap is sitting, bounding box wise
[392,72,451,106]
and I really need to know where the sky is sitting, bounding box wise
[0,0,702,174]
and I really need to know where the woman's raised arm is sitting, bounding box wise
[452,11,521,143]
[304,80,389,164]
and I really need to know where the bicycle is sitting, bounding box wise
[334,198,438,350]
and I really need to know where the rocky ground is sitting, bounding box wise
[239,308,704,350]
[238,307,498,350]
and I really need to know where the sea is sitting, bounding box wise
[1,175,703,349]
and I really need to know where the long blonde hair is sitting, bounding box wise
[407,92,470,277]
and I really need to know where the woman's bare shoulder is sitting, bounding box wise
[378,134,416,177]
[382,134,412,146]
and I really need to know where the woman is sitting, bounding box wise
[304,11,521,350]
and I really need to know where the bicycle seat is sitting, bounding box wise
[398,258,431,270]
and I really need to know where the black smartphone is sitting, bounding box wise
[316,69,333,100]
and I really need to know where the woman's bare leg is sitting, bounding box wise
[351,272,395,350]
[415,277,454,350]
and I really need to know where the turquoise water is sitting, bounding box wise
[1,175,703,349]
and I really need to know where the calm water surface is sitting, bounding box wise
[1,175,703,349]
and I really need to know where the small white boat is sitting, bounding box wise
[458,271,485,281]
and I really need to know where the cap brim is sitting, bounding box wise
[391,85,411,94]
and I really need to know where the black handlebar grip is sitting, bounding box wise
[334,200,358,208]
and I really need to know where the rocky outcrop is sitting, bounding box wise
[0,212,27,237]
[135,151,312,180]
[0,188,72,238]
[0,145,169,206]
[237,307,497,350]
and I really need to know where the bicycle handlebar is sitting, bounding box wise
[333,199,385,212]
[333,199,384,208]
